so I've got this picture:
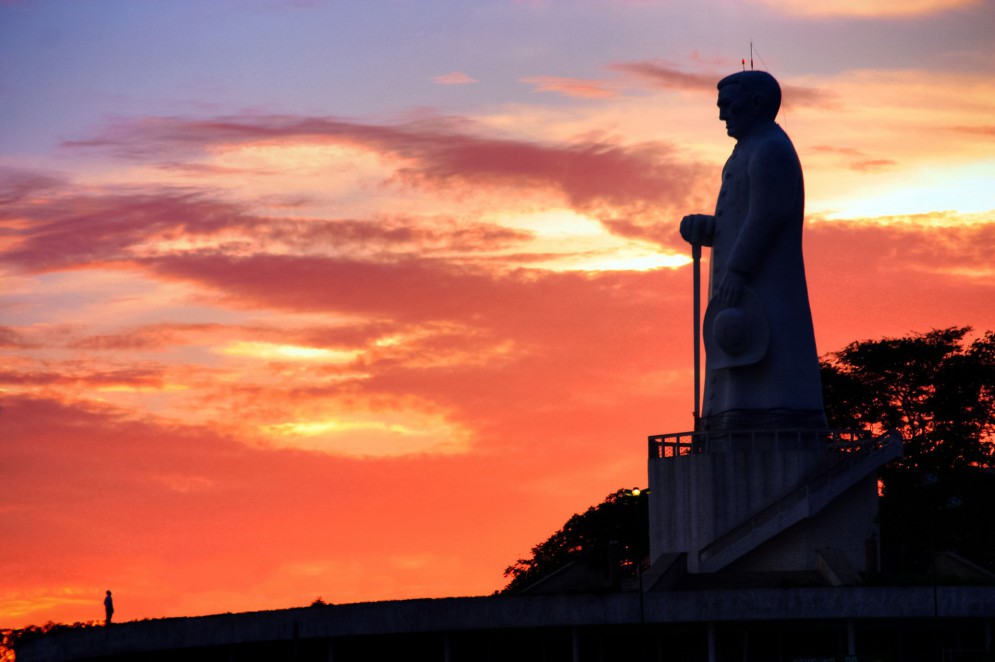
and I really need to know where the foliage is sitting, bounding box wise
[2,621,102,661]
[820,326,995,472]
[501,488,649,594]
[820,326,995,573]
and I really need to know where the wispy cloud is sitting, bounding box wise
[521,75,617,99]
[609,61,717,93]
[432,71,478,85]
[950,125,995,137]
[0,182,535,275]
[810,146,897,172]
[610,60,838,109]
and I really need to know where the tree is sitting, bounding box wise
[821,326,995,473]
[501,489,650,594]
[820,327,995,574]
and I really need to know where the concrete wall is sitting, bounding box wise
[648,442,830,572]
[727,474,879,574]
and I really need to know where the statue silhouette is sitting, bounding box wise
[680,71,826,431]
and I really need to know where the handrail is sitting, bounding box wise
[647,428,895,459]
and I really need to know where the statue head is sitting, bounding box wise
[716,71,781,139]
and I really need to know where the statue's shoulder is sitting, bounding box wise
[756,124,796,151]
[749,125,800,170]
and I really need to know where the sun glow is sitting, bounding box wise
[259,410,472,458]
[494,208,689,272]
[530,249,690,272]
[815,160,995,221]
[220,341,361,363]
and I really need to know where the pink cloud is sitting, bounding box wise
[0,184,533,275]
[60,115,709,217]
[432,71,478,85]
[0,188,253,272]
[0,167,65,205]
[610,60,837,109]
[609,60,717,93]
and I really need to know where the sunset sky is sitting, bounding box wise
[2,0,994,630]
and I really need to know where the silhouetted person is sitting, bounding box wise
[104,590,114,625]
[680,71,825,431]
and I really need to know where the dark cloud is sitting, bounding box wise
[0,186,532,274]
[0,364,169,389]
[0,189,250,272]
[0,167,66,205]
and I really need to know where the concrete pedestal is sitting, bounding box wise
[647,430,901,577]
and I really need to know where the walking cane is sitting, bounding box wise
[692,240,702,432]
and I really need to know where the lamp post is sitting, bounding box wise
[622,487,652,662]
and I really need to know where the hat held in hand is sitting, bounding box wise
[703,287,769,369]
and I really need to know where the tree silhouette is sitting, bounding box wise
[821,326,995,472]
[501,489,650,593]
[821,326,995,574]
[3,621,102,661]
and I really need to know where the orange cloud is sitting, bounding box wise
[950,125,995,137]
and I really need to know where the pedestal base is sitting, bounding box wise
[647,430,901,577]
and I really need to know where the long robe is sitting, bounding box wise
[699,122,826,430]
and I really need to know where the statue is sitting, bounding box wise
[680,71,826,431]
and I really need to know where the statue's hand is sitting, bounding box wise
[680,214,714,246]
[717,269,747,305]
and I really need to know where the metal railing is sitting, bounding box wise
[648,428,897,459]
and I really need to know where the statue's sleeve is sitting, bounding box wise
[726,138,802,277]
